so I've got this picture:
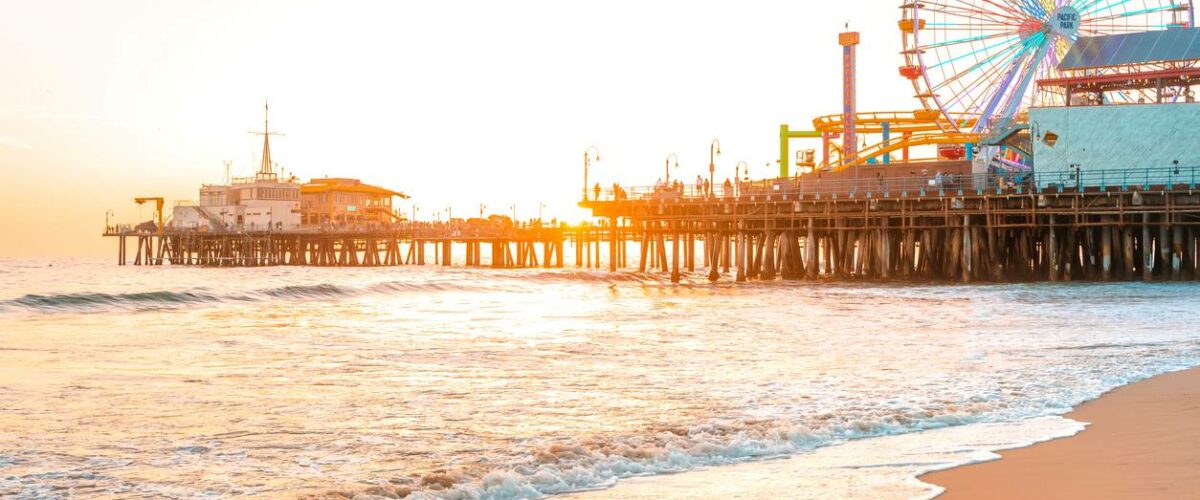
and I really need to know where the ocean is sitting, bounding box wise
[1,257,1198,499]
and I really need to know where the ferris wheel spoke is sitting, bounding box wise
[920,2,1030,24]
[1084,23,1176,31]
[929,34,1030,69]
[942,40,1034,111]
[1083,4,1178,23]
[943,40,1035,112]
[1037,47,1062,87]
[1077,0,1137,16]
[926,23,1029,30]
[1014,0,1050,17]
[928,0,1020,16]
[947,71,1010,125]
[918,30,1018,50]
[965,0,1033,20]
[974,33,1048,127]
[918,9,1024,27]
[930,36,1025,93]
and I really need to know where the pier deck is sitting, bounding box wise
[578,167,1200,282]
[108,168,1200,282]
[104,224,623,270]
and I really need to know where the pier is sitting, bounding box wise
[105,222,623,270]
[580,168,1200,283]
[106,167,1200,283]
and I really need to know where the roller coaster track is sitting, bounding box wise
[830,132,983,172]
[805,111,984,172]
[812,110,977,135]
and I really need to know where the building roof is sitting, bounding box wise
[301,178,408,198]
[1059,28,1200,71]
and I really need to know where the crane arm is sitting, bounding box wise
[134,197,165,235]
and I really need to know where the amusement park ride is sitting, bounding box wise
[781,0,1196,178]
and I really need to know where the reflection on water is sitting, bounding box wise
[0,258,1197,498]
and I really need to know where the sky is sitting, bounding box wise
[0,0,919,257]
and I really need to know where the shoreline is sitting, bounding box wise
[920,366,1200,499]
[566,366,1200,500]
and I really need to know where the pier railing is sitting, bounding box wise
[593,166,1200,203]
[103,220,579,238]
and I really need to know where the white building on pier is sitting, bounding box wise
[171,104,301,231]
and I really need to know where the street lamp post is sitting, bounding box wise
[709,139,721,193]
[665,153,679,184]
[735,161,748,197]
[479,204,486,219]
[583,146,601,201]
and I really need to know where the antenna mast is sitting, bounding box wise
[250,100,283,178]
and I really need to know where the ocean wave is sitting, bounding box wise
[521,270,681,285]
[3,291,227,312]
[329,411,977,500]
[1,281,488,314]
[322,359,1200,500]
[0,269,719,315]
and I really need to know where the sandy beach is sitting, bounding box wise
[922,366,1200,499]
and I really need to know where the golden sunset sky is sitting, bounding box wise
[1,0,916,257]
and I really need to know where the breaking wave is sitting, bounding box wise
[4,291,228,312]
[1,281,483,314]
[0,269,711,315]
[323,360,1200,500]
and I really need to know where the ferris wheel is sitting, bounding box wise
[900,0,1196,134]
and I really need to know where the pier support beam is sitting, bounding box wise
[1172,224,1184,280]
[1101,222,1113,281]
[671,224,681,283]
[707,232,720,282]
[960,215,969,282]
[806,219,817,279]
[1143,213,1153,282]
[736,223,746,282]
[1047,217,1058,282]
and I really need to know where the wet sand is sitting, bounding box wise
[922,367,1200,499]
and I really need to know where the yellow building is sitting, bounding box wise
[300,178,408,227]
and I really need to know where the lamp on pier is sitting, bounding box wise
[709,139,721,190]
[665,153,680,184]
[583,146,601,201]
[735,161,748,196]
